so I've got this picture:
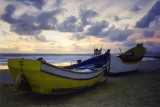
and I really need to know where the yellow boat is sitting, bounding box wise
[8,52,111,95]
[118,43,147,65]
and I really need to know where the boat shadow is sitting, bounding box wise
[14,83,109,105]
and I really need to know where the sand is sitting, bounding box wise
[0,69,160,107]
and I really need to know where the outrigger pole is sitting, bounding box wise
[119,47,122,55]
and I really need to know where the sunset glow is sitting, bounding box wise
[0,0,160,54]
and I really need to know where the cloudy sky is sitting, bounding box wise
[0,0,160,54]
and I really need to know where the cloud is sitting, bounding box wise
[8,0,45,9]
[36,10,59,30]
[1,4,61,36]
[80,7,98,26]
[34,35,48,42]
[114,16,121,22]
[122,38,137,47]
[57,16,82,32]
[1,2,100,36]
[26,0,45,9]
[136,1,160,28]
[11,14,40,35]
[70,33,86,40]
[1,4,15,23]
[144,41,160,52]
[143,30,155,38]
[104,26,134,42]
[130,6,141,12]
[72,44,93,53]
[85,20,109,36]
[0,0,136,44]
[72,24,134,42]
[0,46,20,53]
[57,8,99,33]
[54,0,63,7]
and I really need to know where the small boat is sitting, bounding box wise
[8,51,111,95]
[110,43,147,75]
[93,44,103,56]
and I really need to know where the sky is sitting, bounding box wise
[0,0,160,54]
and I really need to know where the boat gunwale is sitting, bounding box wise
[41,68,105,80]
[41,61,107,74]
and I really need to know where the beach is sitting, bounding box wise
[0,68,160,107]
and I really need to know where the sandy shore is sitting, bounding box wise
[0,69,160,107]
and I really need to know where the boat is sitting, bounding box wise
[93,44,103,56]
[118,43,147,65]
[110,43,147,75]
[8,51,111,95]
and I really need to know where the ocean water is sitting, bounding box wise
[0,53,158,70]
[0,53,159,83]
[0,53,92,69]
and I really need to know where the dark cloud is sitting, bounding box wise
[107,27,134,42]
[11,14,40,35]
[27,0,45,9]
[1,5,39,35]
[1,5,15,23]
[143,30,155,38]
[122,38,137,47]
[70,33,86,40]
[1,1,134,43]
[80,8,98,26]
[57,16,82,32]
[57,8,98,33]
[85,20,109,36]
[73,24,134,42]
[130,6,141,12]
[144,41,160,52]
[136,1,160,28]
[34,35,48,42]
[36,10,59,30]
[97,26,134,42]
[114,16,121,22]
[1,4,60,36]
[7,0,45,9]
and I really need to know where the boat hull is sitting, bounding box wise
[110,56,140,75]
[8,58,106,95]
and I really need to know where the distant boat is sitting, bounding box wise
[118,43,147,65]
[110,43,147,75]
[8,51,111,95]
[93,44,103,56]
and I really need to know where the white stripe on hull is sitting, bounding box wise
[41,64,106,80]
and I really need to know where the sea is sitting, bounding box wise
[0,53,93,69]
[0,53,159,83]
[0,53,158,70]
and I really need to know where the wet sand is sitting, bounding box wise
[0,69,160,107]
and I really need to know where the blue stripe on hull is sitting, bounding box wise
[52,86,88,92]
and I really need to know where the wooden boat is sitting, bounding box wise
[93,44,103,56]
[8,52,111,95]
[110,43,147,75]
[118,43,147,65]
